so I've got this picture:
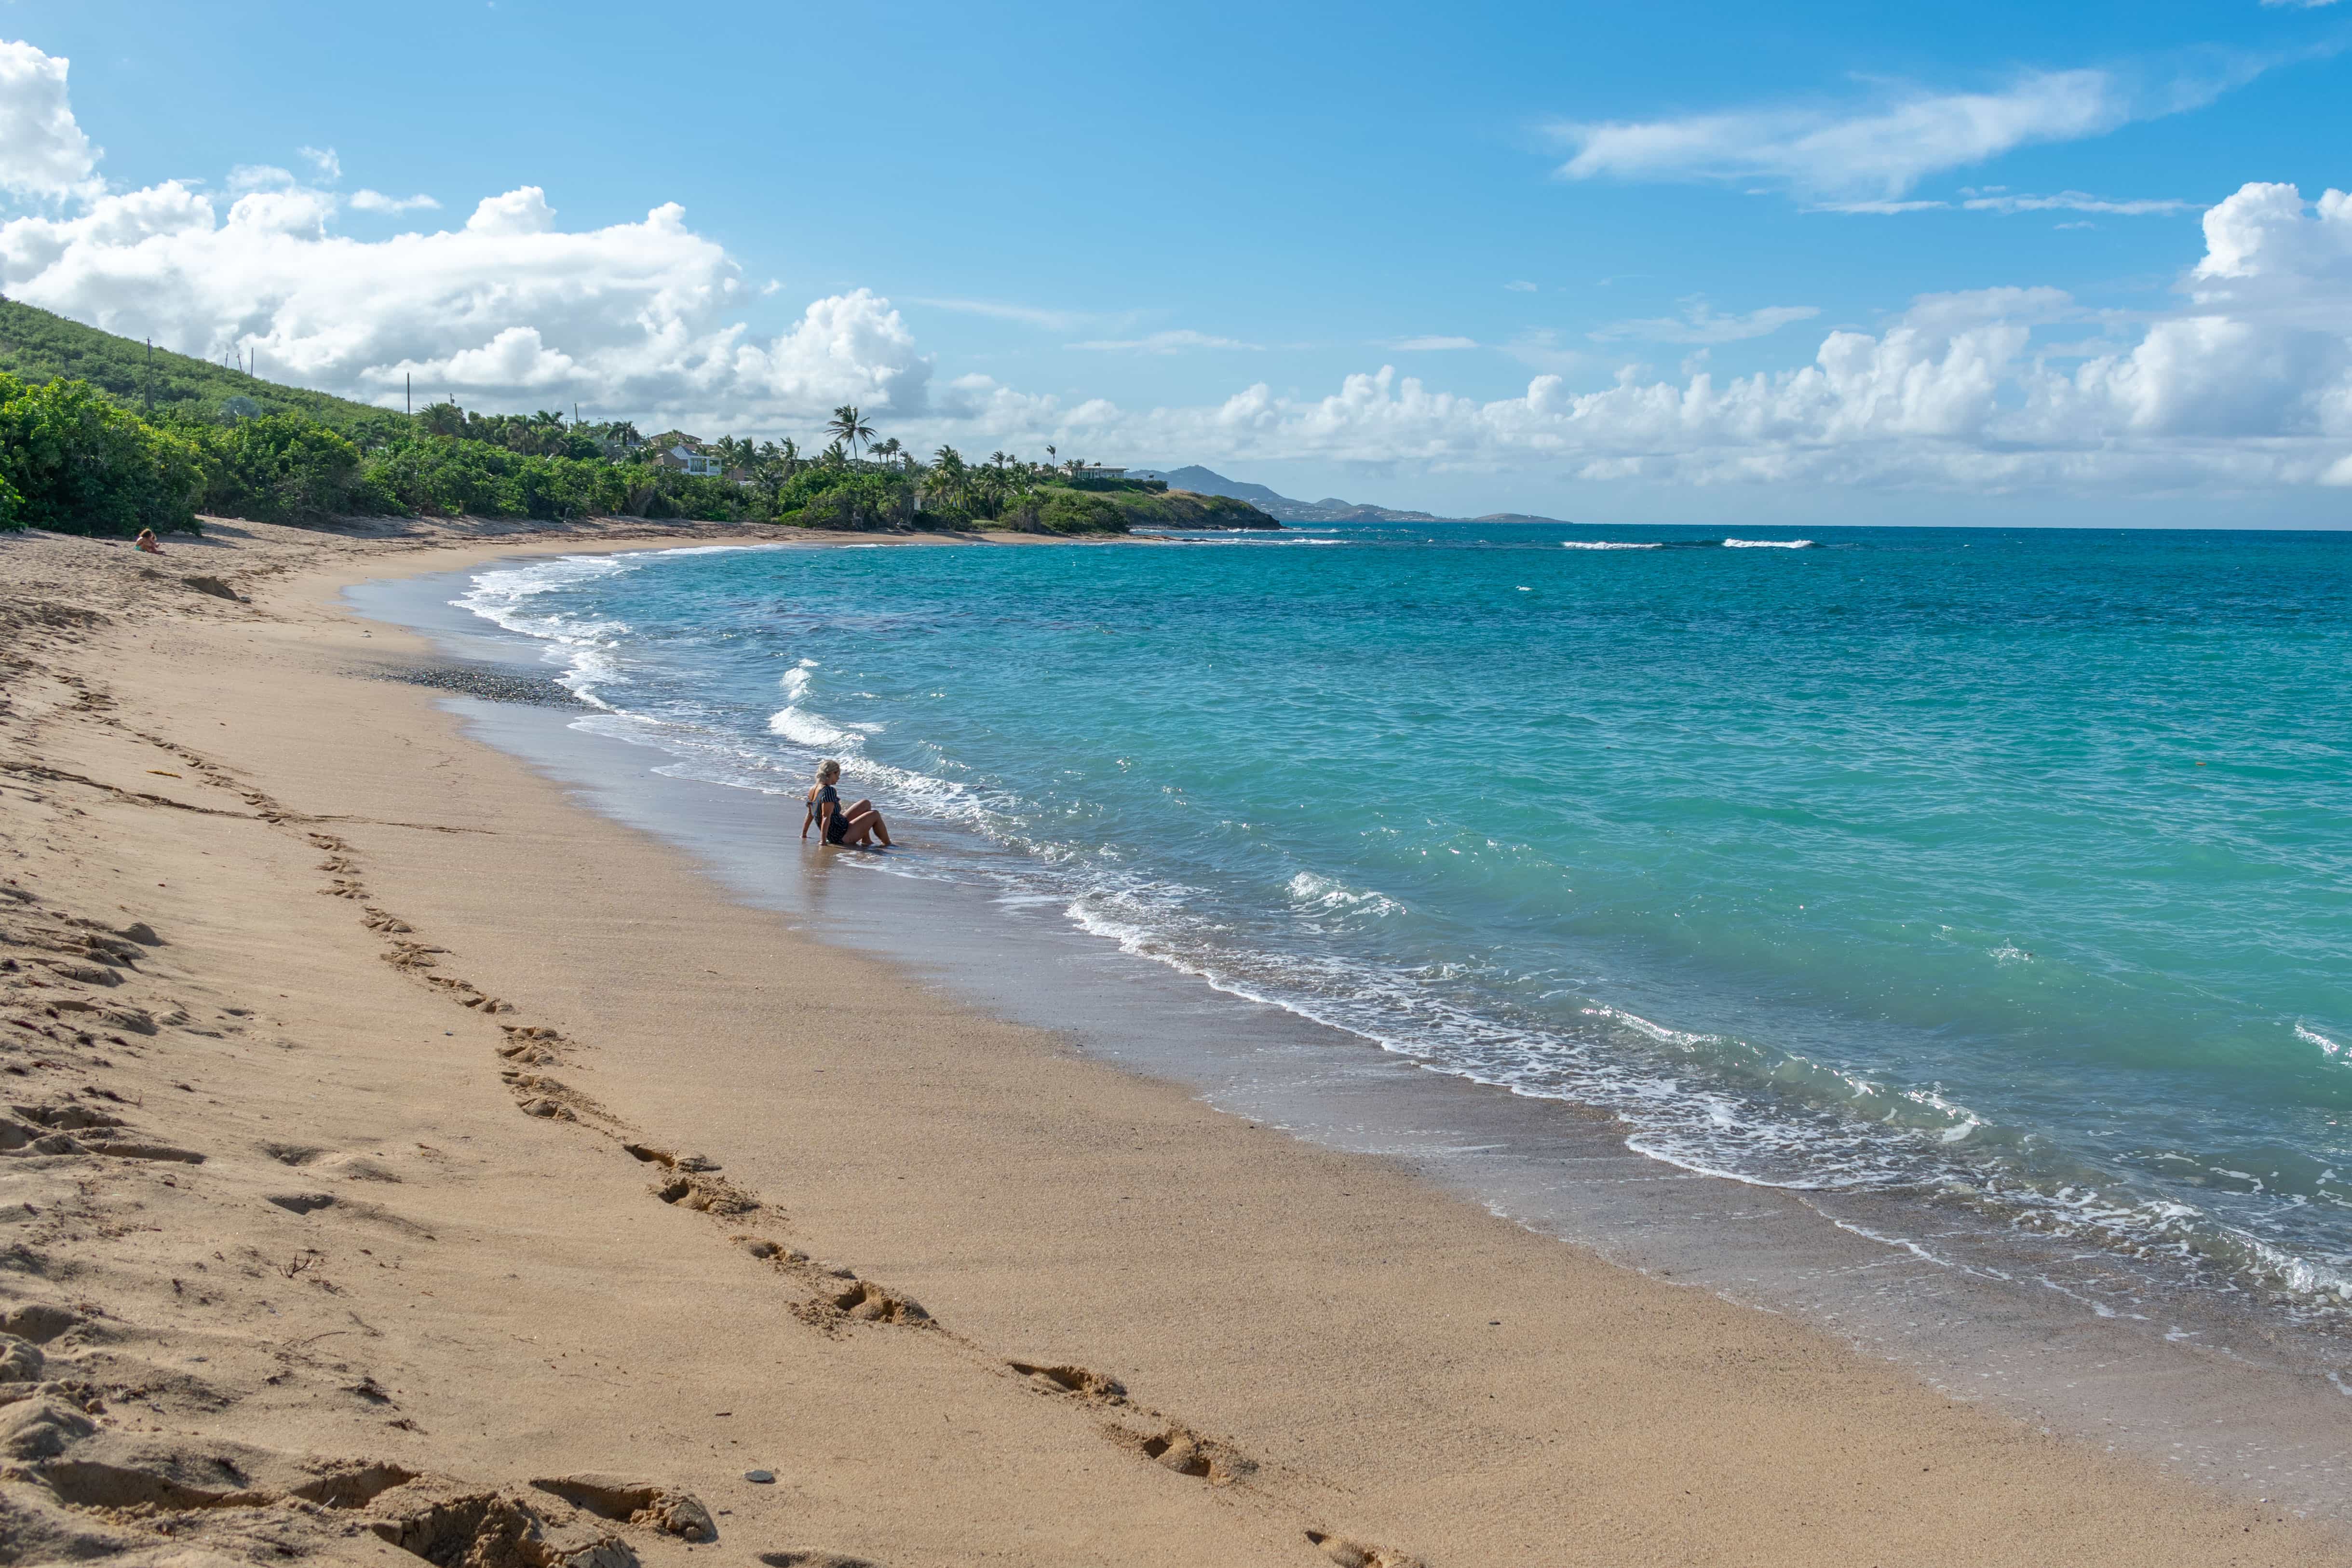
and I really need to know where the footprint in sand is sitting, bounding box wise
[372,1487,633,1567]
[496,1025,568,1067]
[1006,1361,1129,1406]
[425,974,512,1012]
[1304,1530,1427,1568]
[794,1277,931,1329]
[529,1473,716,1542]
[645,1168,760,1216]
[503,1073,586,1123]
[1122,1423,1255,1486]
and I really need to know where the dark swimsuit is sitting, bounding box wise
[811,784,849,845]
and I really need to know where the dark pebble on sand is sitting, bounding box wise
[371,664,583,706]
[743,1470,774,1484]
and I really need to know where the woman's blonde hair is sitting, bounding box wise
[816,759,842,783]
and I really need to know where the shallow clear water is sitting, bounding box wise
[453,522,2352,1319]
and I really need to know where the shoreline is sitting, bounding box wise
[2,514,2348,1566]
[353,541,2352,1516]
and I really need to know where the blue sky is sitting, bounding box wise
[2,0,2350,523]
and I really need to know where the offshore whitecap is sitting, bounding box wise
[454,521,2352,1319]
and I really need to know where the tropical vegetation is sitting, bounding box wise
[0,300,1276,538]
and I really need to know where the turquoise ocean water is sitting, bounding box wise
[456,523,2352,1320]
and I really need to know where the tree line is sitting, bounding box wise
[0,376,1162,537]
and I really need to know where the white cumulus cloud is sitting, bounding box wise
[0,40,100,202]
[916,186,2352,495]
[0,175,928,429]
[1391,335,1479,351]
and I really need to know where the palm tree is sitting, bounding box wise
[825,405,876,462]
[989,449,1009,470]
[873,436,904,469]
[821,439,849,467]
[924,446,968,514]
[1045,444,1056,467]
[747,442,789,508]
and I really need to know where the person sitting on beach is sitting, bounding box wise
[134,529,163,554]
[801,759,891,849]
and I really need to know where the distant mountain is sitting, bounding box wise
[1155,465,1439,523]
[1153,465,1569,525]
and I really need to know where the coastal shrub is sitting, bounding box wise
[1030,487,1125,534]
[778,468,914,530]
[1064,476,1168,493]
[0,371,205,535]
[1083,487,1273,529]
[355,438,645,520]
[186,413,365,524]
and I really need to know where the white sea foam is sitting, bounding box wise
[1582,1003,1721,1051]
[2298,1022,2344,1059]
[454,554,656,707]
[768,706,861,750]
[1561,541,1661,550]
[1285,870,1404,918]
[1722,538,1814,548]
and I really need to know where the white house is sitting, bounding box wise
[1076,465,1128,481]
[657,444,730,478]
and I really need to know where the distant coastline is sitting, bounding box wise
[1141,463,1575,525]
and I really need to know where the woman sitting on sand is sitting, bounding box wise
[134,529,163,554]
[802,759,891,849]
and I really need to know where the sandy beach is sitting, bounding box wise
[1,514,2346,1568]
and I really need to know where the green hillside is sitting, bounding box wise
[1060,484,1279,531]
[0,301,1279,537]
[0,298,406,438]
